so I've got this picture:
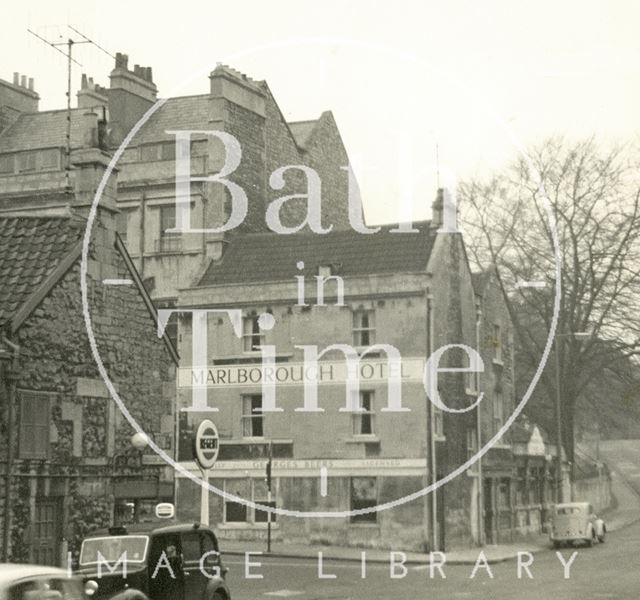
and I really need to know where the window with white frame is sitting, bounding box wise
[156,205,181,253]
[350,477,378,523]
[353,309,375,346]
[223,479,276,525]
[242,394,264,438]
[352,391,375,436]
[242,313,264,352]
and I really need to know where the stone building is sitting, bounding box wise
[0,56,355,337]
[172,193,505,551]
[0,122,178,563]
[0,58,537,552]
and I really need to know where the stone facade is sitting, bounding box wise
[0,147,178,565]
[172,204,495,552]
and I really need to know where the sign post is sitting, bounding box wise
[193,419,220,526]
[266,441,273,553]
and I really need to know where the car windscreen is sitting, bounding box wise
[79,535,149,565]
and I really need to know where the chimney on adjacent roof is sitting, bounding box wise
[70,146,118,216]
[77,73,108,110]
[107,52,157,145]
[430,187,459,232]
[431,188,444,229]
[0,72,39,132]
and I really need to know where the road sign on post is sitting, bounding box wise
[266,442,273,553]
[193,419,220,526]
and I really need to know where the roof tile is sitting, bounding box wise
[0,215,83,326]
[198,221,436,286]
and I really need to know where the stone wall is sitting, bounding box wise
[0,218,176,563]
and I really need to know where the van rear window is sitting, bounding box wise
[556,507,580,515]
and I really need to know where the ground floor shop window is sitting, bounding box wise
[350,477,378,523]
[223,479,276,524]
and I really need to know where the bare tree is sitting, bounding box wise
[460,137,640,467]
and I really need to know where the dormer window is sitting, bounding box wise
[318,265,332,278]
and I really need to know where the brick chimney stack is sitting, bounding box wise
[107,52,157,145]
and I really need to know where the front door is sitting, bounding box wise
[33,497,62,566]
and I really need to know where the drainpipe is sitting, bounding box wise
[139,191,146,277]
[426,291,438,551]
[2,336,20,562]
[475,302,485,547]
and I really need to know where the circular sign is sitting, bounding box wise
[193,419,219,470]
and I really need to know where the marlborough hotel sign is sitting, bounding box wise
[178,357,426,389]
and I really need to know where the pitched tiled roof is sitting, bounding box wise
[0,108,87,152]
[130,95,210,145]
[198,221,436,286]
[0,215,83,326]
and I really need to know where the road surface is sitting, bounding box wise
[225,439,640,599]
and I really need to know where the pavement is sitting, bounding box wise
[598,440,640,531]
[222,535,551,565]
[222,439,640,567]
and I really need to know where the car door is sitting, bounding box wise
[180,531,207,600]
[148,534,184,600]
[200,531,225,580]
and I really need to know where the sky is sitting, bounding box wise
[4,0,640,224]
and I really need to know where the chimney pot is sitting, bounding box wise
[28,77,34,91]
[13,72,19,85]
[20,75,26,88]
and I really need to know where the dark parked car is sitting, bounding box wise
[0,565,85,600]
[76,523,230,600]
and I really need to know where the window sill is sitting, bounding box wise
[492,358,505,367]
[349,522,379,528]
